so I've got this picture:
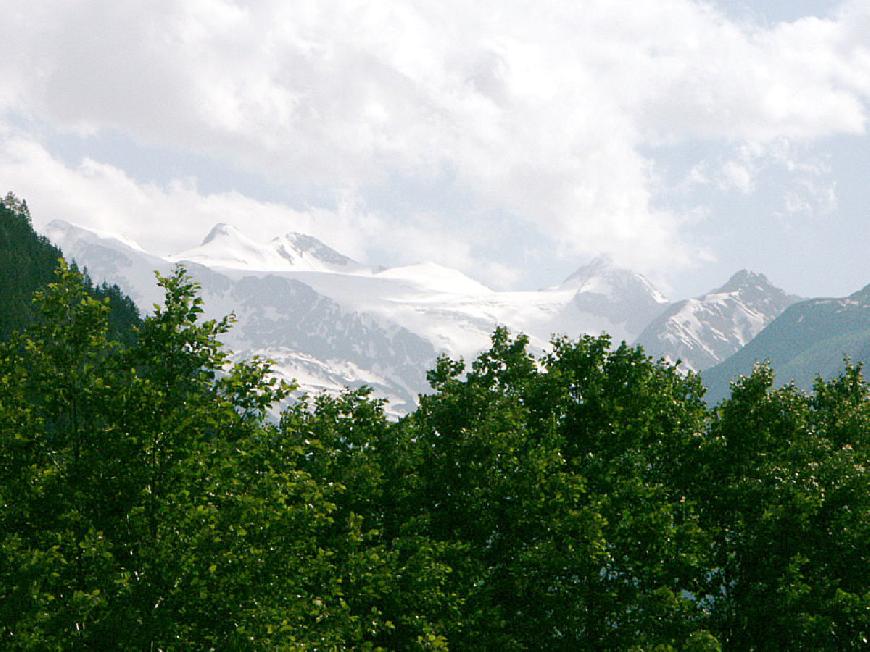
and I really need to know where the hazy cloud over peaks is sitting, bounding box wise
[1,0,868,294]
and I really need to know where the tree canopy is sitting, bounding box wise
[1,260,867,649]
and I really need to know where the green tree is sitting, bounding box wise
[394,329,714,649]
[2,248,865,650]
[0,265,347,648]
[697,363,869,649]
[0,260,128,649]
[111,267,344,648]
[280,388,465,648]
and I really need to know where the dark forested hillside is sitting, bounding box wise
[0,193,139,341]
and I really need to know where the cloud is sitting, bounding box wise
[1,0,869,279]
[719,161,755,194]
[682,138,839,218]
[0,131,531,288]
[0,132,350,254]
[781,177,838,218]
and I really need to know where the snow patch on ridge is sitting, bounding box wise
[170,223,365,274]
[43,221,678,415]
[375,262,493,295]
[635,270,800,371]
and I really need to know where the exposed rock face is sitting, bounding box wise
[635,270,800,371]
[702,282,870,404]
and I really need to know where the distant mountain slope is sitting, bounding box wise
[635,270,800,371]
[44,219,170,310]
[0,194,139,341]
[48,220,434,415]
[0,194,62,338]
[558,256,669,337]
[191,267,437,414]
[702,283,870,404]
[43,220,673,413]
[169,223,366,273]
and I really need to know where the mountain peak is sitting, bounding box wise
[561,255,615,286]
[554,255,668,337]
[271,232,356,267]
[635,269,801,372]
[714,269,801,306]
[201,222,243,245]
[848,282,870,303]
[717,269,772,293]
[559,255,667,305]
[171,224,362,273]
[44,219,147,253]
[583,254,615,270]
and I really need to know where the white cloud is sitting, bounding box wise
[719,161,755,194]
[782,177,839,218]
[1,0,869,279]
[683,137,840,218]
[0,133,352,254]
[0,132,531,287]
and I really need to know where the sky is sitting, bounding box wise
[0,0,868,300]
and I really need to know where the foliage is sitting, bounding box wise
[1,254,867,648]
[697,363,869,649]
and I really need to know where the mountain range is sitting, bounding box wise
[635,270,801,371]
[169,223,366,273]
[41,218,858,413]
[702,283,870,404]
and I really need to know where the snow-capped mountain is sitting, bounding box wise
[46,220,433,415]
[169,223,366,273]
[634,270,800,372]
[702,282,870,404]
[165,223,669,358]
[44,219,171,309]
[558,256,669,336]
[188,268,436,414]
[374,262,493,295]
[44,220,671,414]
[289,256,668,359]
